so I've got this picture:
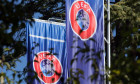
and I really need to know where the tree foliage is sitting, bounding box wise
[0,0,36,64]
[24,0,65,20]
[0,0,35,83]
[110,0,140,83]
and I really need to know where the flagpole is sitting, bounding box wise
[107,0,111,84]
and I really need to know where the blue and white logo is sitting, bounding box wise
[77,9,89,31]
[40,59,55,77]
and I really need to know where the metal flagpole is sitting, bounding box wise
[107,0,111,84]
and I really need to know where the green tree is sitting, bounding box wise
[0,0,35,83]
[110,0,140,83]
[24,0,65,20]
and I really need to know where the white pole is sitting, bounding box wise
[107,0,111,84]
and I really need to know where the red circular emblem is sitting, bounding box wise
[33,51,62,83]
[69,0,97,40]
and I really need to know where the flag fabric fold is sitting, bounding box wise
[66,0,104,84]
[26,20,67,84]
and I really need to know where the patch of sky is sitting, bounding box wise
[112,28,116,37]
[110,0,115,2]
[8,0,22,5]
[33,12,43,19]
[125,46,130,50]
[137,45,140,48]
[135,56,138,61]
[4,24,12,34]
[1,56,27,84]
[125,54,128,57]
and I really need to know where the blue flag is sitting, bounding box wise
[66,0,104,84]
[26,19,67,84]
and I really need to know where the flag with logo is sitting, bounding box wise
[66,0,104,84]
[26,19,67,84]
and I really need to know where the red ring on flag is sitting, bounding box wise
[70,1,97,40]
[33,51,62,83]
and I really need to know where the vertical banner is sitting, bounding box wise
[26,20,67,84]
[66,0,104,84]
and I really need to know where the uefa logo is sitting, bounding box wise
[69,0,97,41]
[33,51,63,84]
